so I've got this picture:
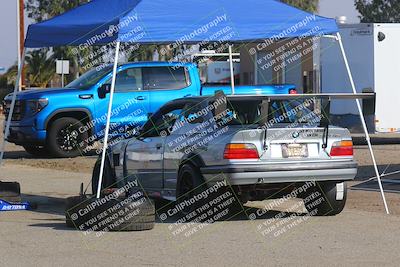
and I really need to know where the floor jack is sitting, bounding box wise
[0,181,37,211]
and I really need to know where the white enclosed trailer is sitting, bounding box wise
[321,23,400,133]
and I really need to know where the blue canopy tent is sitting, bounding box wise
[1,0,389,213]
[24,0,338,47]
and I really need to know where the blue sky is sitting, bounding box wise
[0,0,360,73]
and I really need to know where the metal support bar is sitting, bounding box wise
[96,41,121,199]
[228,44,235,95]
[0,49,26,166]
[336,32,389,214]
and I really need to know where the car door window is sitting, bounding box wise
[141,105,185,137]
[105,68,143,92]
[143,67,190,90]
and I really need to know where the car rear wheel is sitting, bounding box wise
[47,117,88,158]
[23,145,48,157]
[302,181,347,216]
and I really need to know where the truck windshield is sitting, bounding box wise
[65,66,112,89]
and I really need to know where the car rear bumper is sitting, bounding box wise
[200,161,358,186]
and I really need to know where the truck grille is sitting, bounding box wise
[2,100,25,121]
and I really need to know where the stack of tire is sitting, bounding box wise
[0,181,22,203]
[65,194,155,231]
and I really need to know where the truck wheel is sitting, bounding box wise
[302,181,347,216]
[91,159,116,195]
[176,164,207,215]
[47,117,88,158]
[23,145,48,157]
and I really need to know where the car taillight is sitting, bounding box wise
[289,89,297,94]
[330,140,353,157]
[223,143,259,159]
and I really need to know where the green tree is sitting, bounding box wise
[25,49,55,87]
[26,0,89,22]
[26,0,89,80]
[355,0,400,22]
[281,0,319,13]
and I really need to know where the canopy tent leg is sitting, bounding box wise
[96,41,121,199]
[228,44,235,95]
[0,49,26,166]
[336,33,389,214]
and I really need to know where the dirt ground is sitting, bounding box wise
[1,116,400,266]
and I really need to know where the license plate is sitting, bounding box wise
[281,143,308,158]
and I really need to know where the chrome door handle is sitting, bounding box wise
[136,96,146,101]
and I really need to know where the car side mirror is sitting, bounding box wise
[98,84,111,99]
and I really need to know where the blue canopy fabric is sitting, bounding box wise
[25,0,338,48]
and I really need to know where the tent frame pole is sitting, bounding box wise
[228,44,235,95]
[96,41,121,199]
[0,49,26,166]
[336,32,389,214]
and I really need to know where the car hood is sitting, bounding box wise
[4,87,87,101]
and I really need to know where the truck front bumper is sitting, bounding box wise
[5,125,46,146]
[200,161,358,186]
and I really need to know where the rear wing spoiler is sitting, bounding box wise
[212,91,376,126]
[223,93,375,100]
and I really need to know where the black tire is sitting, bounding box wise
[23,145,48,157]
[302,181,347,216]
[65,195,91,228]
[176,164,207,215]
[47,117,88,158]
[91,159,116,195]
[65,195,155,231]
[109,198,155,231]
[0,181,21,202]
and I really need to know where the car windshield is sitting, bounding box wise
[65,66,112,89]
[213,99,322,127]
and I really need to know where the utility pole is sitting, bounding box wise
[16,0,25,90]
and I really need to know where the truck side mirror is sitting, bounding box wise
[98,84,111,99]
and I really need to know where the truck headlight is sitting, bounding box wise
[26,99,48,115]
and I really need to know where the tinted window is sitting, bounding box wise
[143,67,189,90]
[114,68,143,92]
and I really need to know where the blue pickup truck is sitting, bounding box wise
[3,62,295,157]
